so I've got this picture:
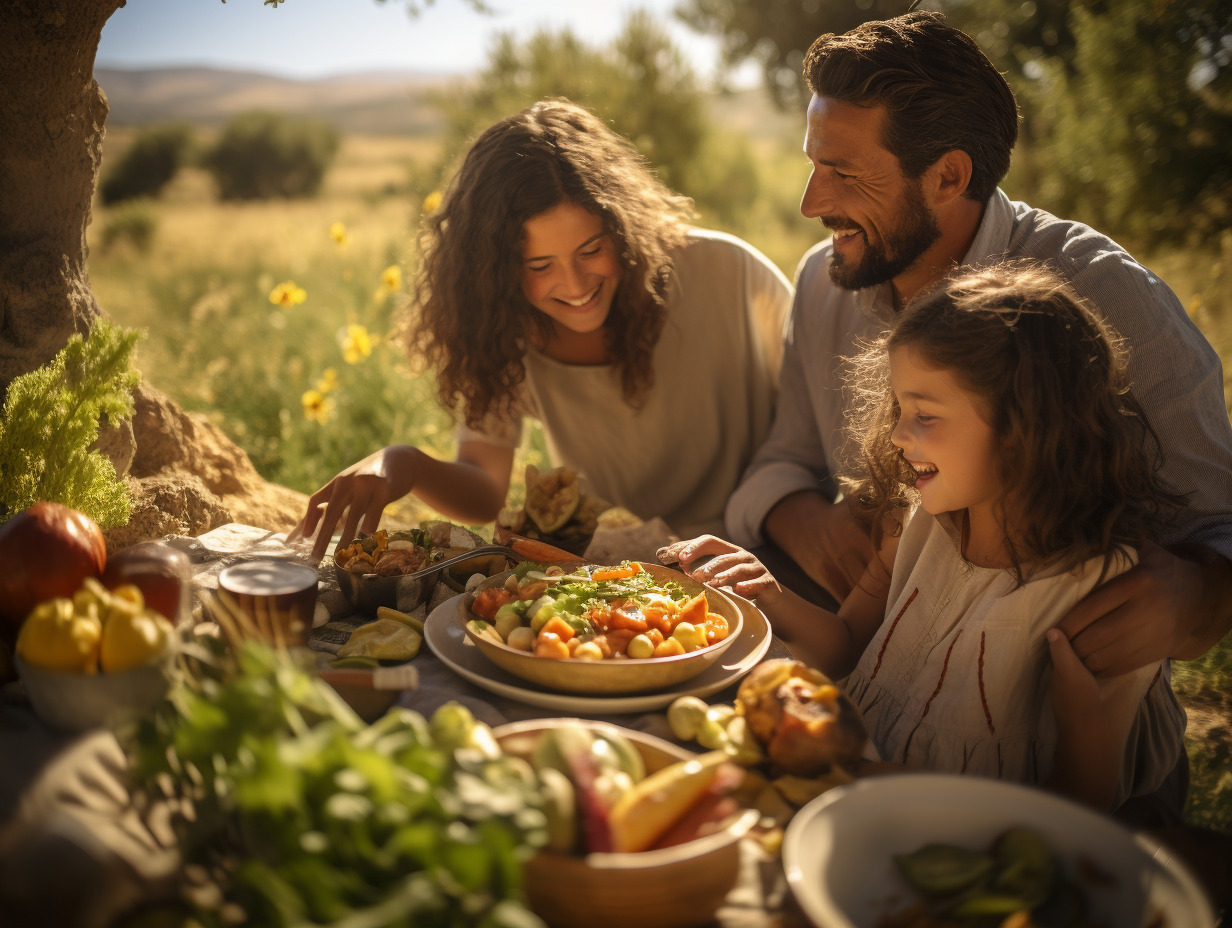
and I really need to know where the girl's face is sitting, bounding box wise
[889,346,1003,526]
[520,200,621,340]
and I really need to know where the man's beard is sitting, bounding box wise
[825,182,941,291]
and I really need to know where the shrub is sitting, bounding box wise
[100,123,194,205]
[204,111,340,200]
[99,201,158,253]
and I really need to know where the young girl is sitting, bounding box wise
[297,98,791,560]
[664,260,1188,814]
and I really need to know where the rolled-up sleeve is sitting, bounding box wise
[726,245,846,547]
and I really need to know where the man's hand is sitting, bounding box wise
[1056,543,1232,676]
[761,490,875,602]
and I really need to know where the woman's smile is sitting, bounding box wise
[521,200,621,342]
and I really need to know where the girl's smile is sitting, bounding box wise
[889,346,1006,559]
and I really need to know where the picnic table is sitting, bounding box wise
[0,524,814,928]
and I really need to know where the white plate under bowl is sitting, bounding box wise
[782,773,1215,928]
[424,591,772,713]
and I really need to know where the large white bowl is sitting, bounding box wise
[782,773,1215,928]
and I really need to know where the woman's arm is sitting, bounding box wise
[296,440,514,561]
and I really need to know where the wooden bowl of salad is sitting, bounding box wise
[461,562,743,695]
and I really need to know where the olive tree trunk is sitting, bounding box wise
[0,0,122,393]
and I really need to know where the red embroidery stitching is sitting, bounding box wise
[978,630,995,735]
[919,630,962,720]
[871,587,918,681]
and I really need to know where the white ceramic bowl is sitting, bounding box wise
[15,646,176,732]
[782,773,1216,928]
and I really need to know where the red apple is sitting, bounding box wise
[0,502,107,630]
[102,541,191,625]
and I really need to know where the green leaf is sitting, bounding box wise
[0,318,140,526]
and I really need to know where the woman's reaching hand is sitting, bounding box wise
[295,445,421,562]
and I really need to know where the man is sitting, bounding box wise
[724,12,1232,679]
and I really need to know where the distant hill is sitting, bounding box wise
[95,66,460,135]
[93,66,800,142]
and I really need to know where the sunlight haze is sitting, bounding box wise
[98,0,734,81]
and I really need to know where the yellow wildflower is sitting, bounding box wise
[422,190,443,214]
[341,324,373,364]
[301,389,333,423]
[316,367,338,394]
[269,280,306,308]
[381,265,403,293]
[329,221,351,247]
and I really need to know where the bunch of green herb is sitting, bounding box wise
[514,561,688,610]
[0,318,140,526]
[130,639,547,928]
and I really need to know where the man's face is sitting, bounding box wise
[800,95,941,291]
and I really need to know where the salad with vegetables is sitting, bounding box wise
[467,561,732,661]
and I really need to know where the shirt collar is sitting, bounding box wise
[961,188,1014,267]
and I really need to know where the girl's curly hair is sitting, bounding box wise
[842,260,1186,581]
[405,98,695,428]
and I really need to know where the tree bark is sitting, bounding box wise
[0,0,124,394]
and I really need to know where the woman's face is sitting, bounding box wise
[520,200,621,338]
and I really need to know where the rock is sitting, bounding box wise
[102,382,308,552]
[103,473,231,552]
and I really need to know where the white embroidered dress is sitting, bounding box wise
[844,509,1186,809]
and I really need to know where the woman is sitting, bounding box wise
[298,98,792,560]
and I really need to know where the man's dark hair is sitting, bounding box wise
[803,12,1019,202]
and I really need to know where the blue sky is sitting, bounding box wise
[97,0,732,80]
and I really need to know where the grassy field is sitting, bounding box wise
[88,128,1232,834]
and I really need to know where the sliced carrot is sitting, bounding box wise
[672,591,708,629]
[534,632,571,659]
[703,612,729,645]
[592,563,641,582]
[539,615,576,642]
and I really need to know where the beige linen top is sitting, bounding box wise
[844,509,1187,810]
[457,229,793,537]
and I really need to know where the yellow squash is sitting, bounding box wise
[608,750,728,853]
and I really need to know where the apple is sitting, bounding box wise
[102,541,191,625]
[0,502,107,630]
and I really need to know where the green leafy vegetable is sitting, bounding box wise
[129,639,547,927]
[0,318,141,526]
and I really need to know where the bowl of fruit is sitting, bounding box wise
[494,717,760,928]
[14,576,179,731]
[462,561,743,695]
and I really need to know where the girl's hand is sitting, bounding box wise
[295,446,421,562]
[658,535,783,601]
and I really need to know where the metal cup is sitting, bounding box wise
[216,559,319,646]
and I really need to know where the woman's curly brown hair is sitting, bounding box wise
[406,98,695,428]
[842,260,1186,581]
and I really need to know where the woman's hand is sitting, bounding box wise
[658,535,783,601]
[295,446,421,562]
